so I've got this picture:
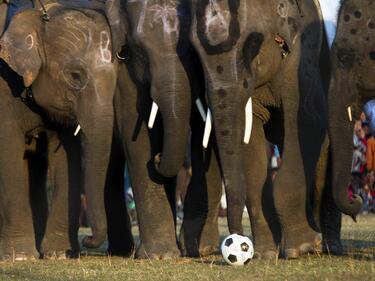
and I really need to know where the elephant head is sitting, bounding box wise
[327,2,375,216]
[125,0,192,178]
[188,0,265,234]
[0,2,126,248]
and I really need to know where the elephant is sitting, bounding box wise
[0,0,124,259]
[328,0,373,219]
[180,0,338,259]
[0,1,81,261]
[0,73,81,261]
[94,0,196,259]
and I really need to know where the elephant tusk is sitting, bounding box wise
[202,108,212,148]
[244,97,253,144]
[148,102,159,129]
[195,98,207,122]
[74,125,81,136]
[347,106,353,122]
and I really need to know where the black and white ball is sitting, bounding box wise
[221,234,254,266]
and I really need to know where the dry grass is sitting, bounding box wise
[0,215,374,281]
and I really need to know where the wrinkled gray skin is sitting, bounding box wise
[0,2,121,257]
[103,0,193,259]
[0,3,81,261]
[184,0,330,259]
[328,0,373,218]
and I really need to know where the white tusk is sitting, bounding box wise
[244,97,253,144]
[347,106,353,122]
[195,98,207,122]
[148,102,159,129]
[202,108,212,148]
[74,125,81,136]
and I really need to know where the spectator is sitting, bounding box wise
[351,120,367,194]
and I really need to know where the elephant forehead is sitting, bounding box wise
[128,0,180,42]
[336,2,375,51]
[45,13,112,66]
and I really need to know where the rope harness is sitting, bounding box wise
[19,87,34,105]
[37,0,50,21]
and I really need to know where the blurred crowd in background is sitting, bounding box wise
[350,111,375,214]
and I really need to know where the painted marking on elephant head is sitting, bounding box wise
[204,0,231,45]
[64,16,89,44]
[25,34,34,50]
[196,0,240,55]
[99,31,112,63]
[148,2,179,35]
[277,0,289,18]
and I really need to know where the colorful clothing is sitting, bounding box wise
[351,134,367,173]
[367,136,375,172]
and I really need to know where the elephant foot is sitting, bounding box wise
[41,251,67,260]
[108,242,135,257]
[323,237,343,256]
[253,250,278,260]
[0,238,39,262]
[1,252,38,262]
[199,245,218,257]
[135,243,180,260]
[253,239,279,260]
[40,232,74,259]
[0,233,39,262]
[198,221,220,257]
[179,216,218,257]
[284,232,322,259]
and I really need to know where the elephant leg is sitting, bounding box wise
[127,156,179,259]
[272,94,322,258]
[197,147,221,257]
[116,64,179,260]
[41,131,79,259]
[125,136,179,259]
[272,122,320,259]
[320,177,343,256]
[0,131,38,260]
[244,117,279,259]
[106,133,134,257]
[28,143,48,255]
[180,124,221,257]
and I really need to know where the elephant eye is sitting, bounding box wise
[63,61,89,90]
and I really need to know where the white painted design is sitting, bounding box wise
[244,97,253,144]
[148,2,179,35]
[136,0,149,34]
[25,34,34,50]
[64,16,88,43]
[204,0,231,45]
[148,101,159,129]
[318,0,341,48]
[196,98,207,122]
[277,0,289,18]
[99,31,112,63]
[203,108,212,148]
[74,125,81,136]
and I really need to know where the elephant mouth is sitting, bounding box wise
[47,105,76,124]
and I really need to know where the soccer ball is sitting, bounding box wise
[221,234,254,266]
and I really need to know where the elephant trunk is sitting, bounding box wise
[328,80,362,216]
[209,85,249,235]
[151,56,191,178]
[80,105,114,248]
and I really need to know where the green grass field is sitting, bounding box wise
[0,215,374,281]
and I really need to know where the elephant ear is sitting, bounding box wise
[0,10,42,87]
[105,0,127,55]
